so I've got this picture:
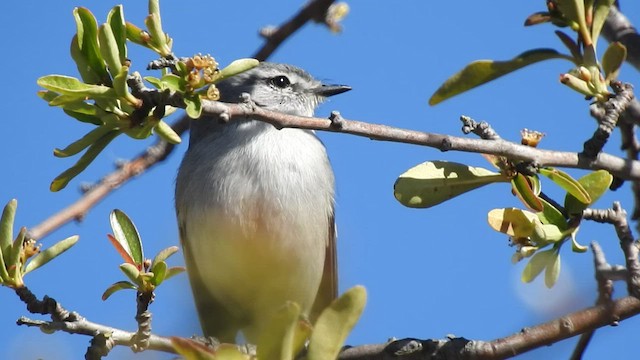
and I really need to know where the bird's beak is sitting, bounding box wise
[313,84,352,97]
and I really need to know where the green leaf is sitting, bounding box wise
[151,261,167,286]
[73,7,110,85]
[23,235,79,275]
[429,49,570,105]
[8,227,27,275]
[160,74,184,92]
[570,228,588,252]
[110,209,144,267]
[152,246,179,267]
[602,42,627,83]
[107,234,136,265]
[539,167,591,204]
[0,199,17,281]
[0,199,17,256]
[154,120,182,144]
[487,208,539,238]
[257,302,302,360]
[531,223,566,244]
[144,13,169,56]
[70,35,101,85]
[119,262,142,285]
[107,5,127,64]
[164,266,186,281]
[565,170,613,215]
[38,75,115,98]
[591,0,616,46]
[556,0,588,41]
[511,173,543,212]
[522,248,554,283]
[50,130,119,191]
[143,76,163,89]
[544,250,561,288]
[393,161,508,208]
[307,286,367,360]
[98,24,122,76]
[102,280,137,300]
[215,59,260,83]
[54,126,114,158]
[184,95,202,119]
[537,197,568,230]
[125,22,149,47]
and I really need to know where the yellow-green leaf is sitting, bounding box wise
[154,120,182,144]
[98,24,122,76]
[0,199,17,281]
[539,167,591,204]
[50,130,119,191]
[215,59,260,83]
[54,126,114,158]
[570,228,588,253]
[602,42,627,83]
[23,236,79,275]
[73,7,110,85]
[564,170,612,215]
[487,208,538,238]
[394,161,508,208]
[307,286,366,360]
[38,75,115,98]
[429,49,568,105]
[119,262,142,285]
[522,248,554,283]
[102,280,137,301]
[591,0,616,47]
[544,250,561,288]
[107,5,127,64]
[257,302,302,360]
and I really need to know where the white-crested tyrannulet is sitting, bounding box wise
[175,62,350,342]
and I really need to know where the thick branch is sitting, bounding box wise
[201,100,640,180]
[339,296,640,360]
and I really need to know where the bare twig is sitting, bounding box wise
[27,118,187,241]
[200,99,640,180]
[570,242,616,360]
[583,82,635,158]
[583,203,640,298]
[253,0,337,61]
[131,291,155,352]
[460,115,501,140]
[15,287,175,354]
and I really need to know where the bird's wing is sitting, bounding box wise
[310,209,338,322]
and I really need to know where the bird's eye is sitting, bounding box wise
[270,75,291,89]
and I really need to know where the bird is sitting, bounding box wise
[175,62,351,343]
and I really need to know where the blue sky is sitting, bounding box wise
[2,1,640,359]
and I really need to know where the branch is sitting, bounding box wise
[14,287,175,354]
[27,118,187,241]
[583,82,635,158]
[200,99,640,180]
[339,296,640,360]
[583,202,640,298]
[253,0,338,61]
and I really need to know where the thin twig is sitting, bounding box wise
[583,203,640,298]
[582,82,635,158]
[253,0,337,61]
[570,242,616,360]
